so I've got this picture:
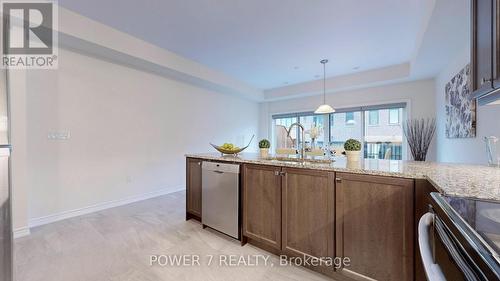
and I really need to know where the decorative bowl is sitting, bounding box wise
[210,135,254,156]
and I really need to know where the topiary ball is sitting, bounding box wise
[259,139,271,149]
[344,139,361,151]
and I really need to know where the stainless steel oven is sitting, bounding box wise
[418,193,500,281]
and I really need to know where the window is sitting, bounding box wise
[273,103,406,160]
[274,116,298,149]
[328,103,405,160]
[345,112,355,125]
[389,108,400,124]
[364,108,403,160]
[299,115,325,148]
[330,111,362,154]
[272,112,327,151]
[368,110,379,126]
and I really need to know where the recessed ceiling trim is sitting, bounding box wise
[58,0,430,89]
[56,7,264,101]
[264,63,411,101]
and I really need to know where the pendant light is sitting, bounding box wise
[314,59,335,114]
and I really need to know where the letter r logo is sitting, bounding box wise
[2,2,53,54]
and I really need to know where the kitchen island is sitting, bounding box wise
[185,153,500,281]
[186,153,500,201]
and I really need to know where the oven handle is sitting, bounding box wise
[419,212,446,281]
[434,216,482,281]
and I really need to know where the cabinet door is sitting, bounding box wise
[281,168,335,268]
[472,0,494,94]
[186,158,202,220]
[335,173,414,281]
[242,164,282,251]
[494,0,500,87]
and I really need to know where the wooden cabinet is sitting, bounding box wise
[281,168,335,270]
[335,173,414,281]
[493,0,500,87]
[471,0,500,105]
[242,164,336,260]
[186,158,202,221]
[472,0,494,95]
[242,164,282,252]
[414,179,439,281]
[196,160,421,280]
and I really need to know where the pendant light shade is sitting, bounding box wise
[314,104,335,114]
[314,59,335,114]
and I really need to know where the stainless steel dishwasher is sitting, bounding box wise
[202,161,240,239]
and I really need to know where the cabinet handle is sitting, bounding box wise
[274,171,280,176]
[335,178,342,183]
[197,162,201,166]
[481,77,492,85]
[279,171,286,176]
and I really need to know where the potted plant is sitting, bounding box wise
[403,118,436,161]
[344,139,362,161]
[259,139,271,158]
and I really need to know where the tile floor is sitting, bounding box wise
[15,191,332,281]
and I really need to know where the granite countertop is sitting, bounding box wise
[185,153,500,201]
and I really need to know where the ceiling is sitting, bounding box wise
[58,0,433,90]
[411,0,470,79]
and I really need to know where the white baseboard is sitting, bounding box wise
[27,185,185,230]
[13,227,31,239]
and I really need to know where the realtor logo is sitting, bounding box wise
[1,0,58,68]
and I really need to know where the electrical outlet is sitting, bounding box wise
[48,131,71,141]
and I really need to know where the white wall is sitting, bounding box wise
[259,79,437,160]
[9,70,30,234]
[435,46,500,164]
[25,48,259,222]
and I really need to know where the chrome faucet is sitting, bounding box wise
[287,123,306,160]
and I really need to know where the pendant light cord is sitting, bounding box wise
[314,59,334,114]
[323,62,326,104]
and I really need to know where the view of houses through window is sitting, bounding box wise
[272,104,405,160]
[363,108,403,160]
[330,111,362,155]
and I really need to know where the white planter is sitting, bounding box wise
[260,148,269,158]
[345,150,361,162]
[346,159,361,170]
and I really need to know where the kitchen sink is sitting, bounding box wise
[265,156,333,164]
